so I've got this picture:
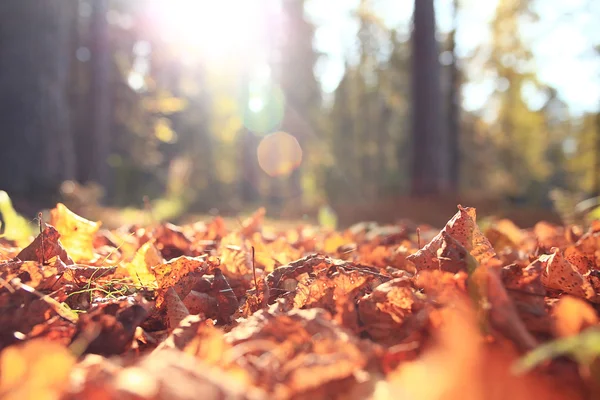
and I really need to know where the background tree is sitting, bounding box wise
[446,0,461,191]
[410,0,448,196]
[78,0,111,189]
[274,0,321,211]
[0,0,77,207]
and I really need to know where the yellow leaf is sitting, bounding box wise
[322,232,351,254]
[0,190,34,246]
[125,240,163,287]
[50,203,100,263]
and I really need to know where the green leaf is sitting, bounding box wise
[513,327,600,375]
[588,205,600,221]
[0,191,35,243]
[318,205,338,230]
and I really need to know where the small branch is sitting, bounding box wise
[251,246,258,291]
[38,212,45,265]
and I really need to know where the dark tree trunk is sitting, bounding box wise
[410,0,448,195]
[0,0,76,202]
[377,100,392,196]
[79,0,111,189]
[447,0,461,192]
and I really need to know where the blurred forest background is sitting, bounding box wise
[0,0,599,227]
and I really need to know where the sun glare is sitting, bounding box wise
[150,0,271,63]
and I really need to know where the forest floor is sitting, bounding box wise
[0,202,599,399]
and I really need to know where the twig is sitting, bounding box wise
[251,246,258,291]
[143,195,154,225]
[0,276,15,293]
[417,227,421,249]
[38,212,45,265]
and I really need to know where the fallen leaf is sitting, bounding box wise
[539,248,596,301]
[0,339,75,400]
[553,296,598,338]
[124,239,163,287]
[50,203,100,263]
[15,225,74,265]
[407,205,496,271]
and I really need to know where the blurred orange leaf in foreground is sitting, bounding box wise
[0,339,75,400]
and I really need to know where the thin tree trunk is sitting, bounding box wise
[447,0,461,192]
[410,0,448,195]
[82,0,111,189]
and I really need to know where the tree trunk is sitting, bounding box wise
[447,0,461,192]
[79,0,111,189]
[0,0,76,202]
[410,0,448,195]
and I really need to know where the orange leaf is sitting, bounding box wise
[0,339,75,400]
[553,295,598,338]
[539,248,596,301]
[407,205,496,270]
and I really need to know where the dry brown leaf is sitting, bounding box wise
[152,255,207,309]
[71,301,149,356]
[183,290,218,317]
[211,268,239,324]
[564,246,595,275]
[539,248,597,301]
[156,314,207,351]
[501,261,550,335]
[155,222,194,259]
[225,307,375,398]
[470,260,538,352]
[358,277,428,345]
[15,225,74,265]
[293,264,375,313]
[407,205,496,271]
[165,287,190,329]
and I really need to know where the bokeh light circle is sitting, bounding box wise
[242,84,285,135]
[256,131,302,177]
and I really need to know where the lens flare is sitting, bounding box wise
[257,131,302,177]
[243,84,285,134]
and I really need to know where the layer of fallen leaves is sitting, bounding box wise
[1,203,599,399]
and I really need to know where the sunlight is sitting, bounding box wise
[248,97,265,113]
[150,0,270,63]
